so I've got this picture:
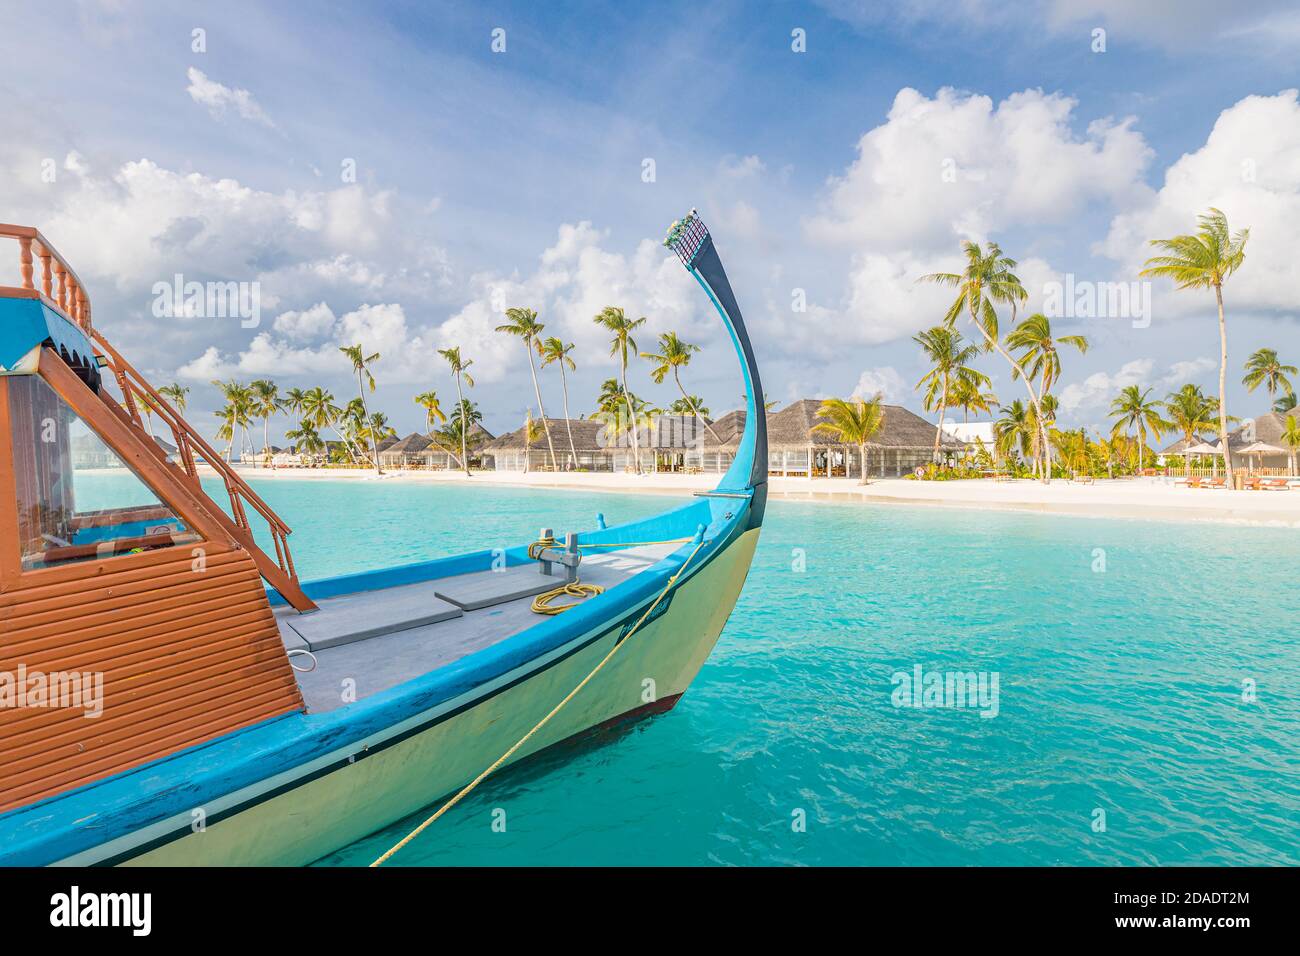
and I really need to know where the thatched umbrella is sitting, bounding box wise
[1237,439,1286,476]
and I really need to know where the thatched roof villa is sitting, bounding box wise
[379,423,495,469]
[764,399,965,477]
[480,401,960,477]
[1161,409,1299,473]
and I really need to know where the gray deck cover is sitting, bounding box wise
[286,580,463,650]
[433,565,564,610]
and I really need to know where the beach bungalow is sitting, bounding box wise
[1219,411,1298,474]
[695,409,746,474]
[1162,411,1300,476]
[765,399,961,478]
[482,418,610,472]
[482,415,713,473]
[379,432,433,469]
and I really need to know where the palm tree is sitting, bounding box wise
[137,391,161,438]
[1109,385,1168,473]
[810,394,885,484]
[641,331,722,444]
[282,387,307,418]
[298,386,346,463]
[339,398,370,465]
[1242,348,1296,402]
[520,409,544,474]
[497,307,558,470]
[1005,313,1088,477]
[438,347,475,476]
[670,396,710,417]
[158,382,190,413]
[913,325,986,463]
[595,378,627,414]
[364,412,397,455]
[919,241,1052,482]
[593,307,647,474]
[211,380,253,462]
[1162,384,1220,477]
[948,376,997,423]
[340,344,383,476]
[443,398,484,465]
[285,420,325,465]
[539,336,580,469]
[414,390,448,435]
[1141,208,1249,482]
[1275,393,1298,414]
[249,379,279,468]
[994,400,1034,469]
[1282,414,1300,476]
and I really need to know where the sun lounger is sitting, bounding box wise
[1255,478,1290,490]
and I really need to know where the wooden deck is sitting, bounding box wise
[274,544,680,713]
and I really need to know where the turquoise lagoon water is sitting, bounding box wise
[227,478,1299,866]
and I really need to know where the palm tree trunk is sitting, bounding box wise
[673,368,723,445]
[526,344,558,471]
[1039,369,1053,479]
[969,308,1051,484]
[859,442,869,484]
[455,375,470,477]
[621,348,641,475]
[559,365,579,470]
[263,417,271,470]
[356,369,382,476]
[1214,283,1234,483]
[932,370,947,463]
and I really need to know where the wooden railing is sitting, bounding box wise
[89,329,314,610]
[0,223,91,328]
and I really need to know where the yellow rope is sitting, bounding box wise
[574,538,692,549]
[527,536,689,560]
[369,538,707,867]
[530,579,605,615]
[523,535,694,615]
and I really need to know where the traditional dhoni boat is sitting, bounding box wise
[0,211,766,865]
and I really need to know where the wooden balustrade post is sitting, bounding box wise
[55,265,67,312]
[18,237,33,289]
[39,253,53,298]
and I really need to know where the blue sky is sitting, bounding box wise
[3,0,1299,442]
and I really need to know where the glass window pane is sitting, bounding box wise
[7,374,201,571]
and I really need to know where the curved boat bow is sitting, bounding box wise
[0,212,766,866]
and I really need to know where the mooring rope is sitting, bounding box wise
[369,537,708,867]
[530,579,605,615]
[524,535,694,616]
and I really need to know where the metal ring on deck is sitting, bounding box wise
[288,649,318,672]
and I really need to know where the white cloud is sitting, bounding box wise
[272,302,337,341]
[1099,90,1300,319]
[796,86,1153,348]
[177,222,710,389]
[12,156,426,305]
[807,87,1151,250]
[1057,358,1154,413]
[1057,356,1216,414]
[1166,357,1216,382]
[817,1,1300,54]
[852,366,909,404]
[186,68,276,128]
[1044,1,1300,53]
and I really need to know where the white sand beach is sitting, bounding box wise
[219,465,1300,528]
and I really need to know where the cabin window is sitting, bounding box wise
[6,374,201,571]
